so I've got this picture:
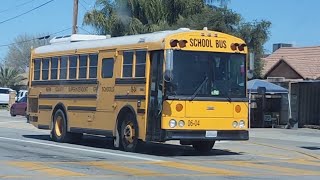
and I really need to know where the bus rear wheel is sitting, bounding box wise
[51,109,72,143]
[120,113,138,152]
[192,141,215,153]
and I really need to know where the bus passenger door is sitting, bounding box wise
[96,50,116,112]
[146,51,164,141]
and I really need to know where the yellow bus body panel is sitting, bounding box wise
[162,100,248,130]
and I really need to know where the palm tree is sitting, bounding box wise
[0,67,26,88]
[83,0,213,36]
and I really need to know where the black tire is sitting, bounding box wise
[10,107,16,117]
[192,141,215,153]
[51,109,72,143]
[119,113,139,152]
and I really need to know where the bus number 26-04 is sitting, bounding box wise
[188,120,200,127]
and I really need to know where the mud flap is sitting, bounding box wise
[113,128,120,148]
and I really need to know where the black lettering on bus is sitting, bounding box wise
[68,86,88,92]
[223,40,227,48]
[190,38,194,47]
[102,87,114,92]
[198,39,202,47]
[216,40,227,48]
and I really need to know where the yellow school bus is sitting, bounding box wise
[28,27,249,152]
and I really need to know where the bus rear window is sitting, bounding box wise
[34,59,41,80]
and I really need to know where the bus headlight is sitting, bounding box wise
[169,119,177,128]
[239,120,245,128]
[232,121,238,128]
[178,120,185,127]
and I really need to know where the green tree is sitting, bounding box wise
[173,6,241,34]
[237,20,271,78]
[0,67,26,88]
[4,34,49,72]
[83,0,207,36]
[84,0,271,77]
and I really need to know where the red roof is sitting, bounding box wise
[262,46,320,79]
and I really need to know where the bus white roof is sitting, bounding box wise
[34,28,191,54]
[49,34,110,44]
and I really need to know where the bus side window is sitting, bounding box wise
[69,55,78,79]
[89,54,98,78]
[135,50,146,77]
[102,58,114,78]
[122,51,133,77]
[60,56,68,80]
[51,57,58,80]
[33,59,41,80]
[42,58,50,80]
[79,55,88,79]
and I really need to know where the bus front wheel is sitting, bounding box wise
[192,141,215,153]
[120,113,138,152]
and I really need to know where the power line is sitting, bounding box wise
[81,0,90,6]
[0,0,38,14]
[0,0,55,25]
[79,0,88,11]
[79,26,92,34]
[0,27,72,48]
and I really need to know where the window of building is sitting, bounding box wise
[34,59,41,80]
[60,56,68,79]
[79,55,88,79]
[102,58,114,78]
[122,51,134,77]
[51,57,58,80]
[89,54,98,78]
[42,58,50,80]
[135,50,146,77]
[69,55,78,79]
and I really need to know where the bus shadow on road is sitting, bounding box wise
[22,134,241,157]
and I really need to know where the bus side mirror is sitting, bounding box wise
[247,70,253,79]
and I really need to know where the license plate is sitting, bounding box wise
[205,131,217,137]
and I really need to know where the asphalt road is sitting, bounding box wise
[0,110,319,180]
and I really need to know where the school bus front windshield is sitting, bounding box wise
[165,51,246,100]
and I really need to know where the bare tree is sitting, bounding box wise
[4,34,49,72]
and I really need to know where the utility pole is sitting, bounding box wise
[72,0,79,34]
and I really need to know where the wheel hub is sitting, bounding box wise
[124,124,134,143]
[55,116,63,137]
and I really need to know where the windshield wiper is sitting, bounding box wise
[189,76,208,101]
[226,93,232,103]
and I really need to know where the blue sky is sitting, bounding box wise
[0,0,320,59]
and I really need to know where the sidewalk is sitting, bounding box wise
[249,128,320,144]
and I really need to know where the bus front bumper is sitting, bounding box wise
[164,130,249,141]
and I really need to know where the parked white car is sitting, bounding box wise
[0,87,15,105]
[17,90,28,102]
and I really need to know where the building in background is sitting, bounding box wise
[262,45,320,128]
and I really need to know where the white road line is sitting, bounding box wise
[0,136,163,162]
[0,121,24,124]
